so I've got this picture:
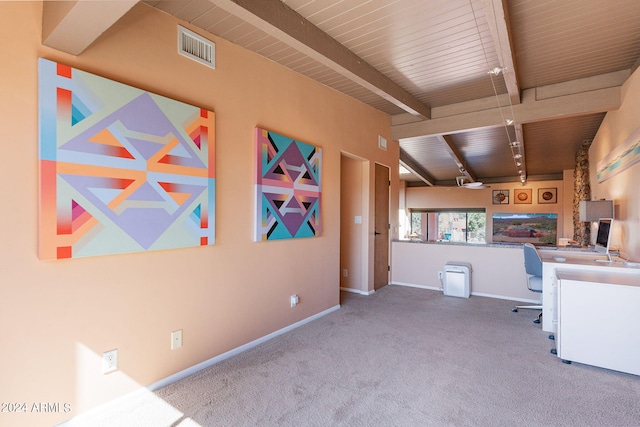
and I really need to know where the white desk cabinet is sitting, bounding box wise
[556,271,640,376]
[539,250,640,333]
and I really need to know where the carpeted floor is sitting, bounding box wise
[69,285,640,426]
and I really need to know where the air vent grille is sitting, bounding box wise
[178,26,215,69]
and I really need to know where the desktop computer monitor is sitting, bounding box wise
[595,218,613,254]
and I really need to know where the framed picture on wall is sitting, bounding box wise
[538,188,557,204]
[514,188,532,204]
[492,190,509,204]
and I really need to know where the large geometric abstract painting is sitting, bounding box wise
[38,58,215,260]
[254,127,322,241]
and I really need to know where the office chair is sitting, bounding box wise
[511,243,543,323]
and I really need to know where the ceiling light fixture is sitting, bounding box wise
[488,66,506,76]
[456,176,491,189]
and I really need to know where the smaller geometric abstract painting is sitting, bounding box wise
[254,127,322,241]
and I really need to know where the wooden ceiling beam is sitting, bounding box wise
[207,0,431,119]
[42,1,138,55]
[483,0,520,105]
[392,78,622,140]
[436,135,477,183]
[400,150,436,187]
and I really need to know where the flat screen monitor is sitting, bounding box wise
[595,218,613,254]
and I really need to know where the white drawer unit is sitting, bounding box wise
[556,270,640,375]
[443,262,472,298]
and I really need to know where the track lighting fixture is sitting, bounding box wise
[472,0,526,184]
[488,66,506,76]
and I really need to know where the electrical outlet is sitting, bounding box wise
[171,329,183,350]
[290,294,299,307]
[102,349,118,374]
[343,269,348,277]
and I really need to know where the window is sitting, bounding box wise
[408,209,486,243]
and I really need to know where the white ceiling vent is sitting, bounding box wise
[178,26,215,69]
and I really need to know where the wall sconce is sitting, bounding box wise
[579,200,614,221]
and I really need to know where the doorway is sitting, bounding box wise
[374,163,390,290]
[340,154,366,294]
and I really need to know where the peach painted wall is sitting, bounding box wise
[0,3,396,426]
[589,67,640,261]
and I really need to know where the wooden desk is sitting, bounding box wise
[538,249,640,333]
[556,270,640,375]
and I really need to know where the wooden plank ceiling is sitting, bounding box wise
[44,0,640,186]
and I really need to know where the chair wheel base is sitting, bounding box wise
[550,348,557,355]
[562,359,572,364]
[511,308,518,312]
[533,318,540,324]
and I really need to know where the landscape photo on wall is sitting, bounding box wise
[492,213,557,245]
[38,58,215,259]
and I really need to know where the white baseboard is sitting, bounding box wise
[149,303,340,390]
[57,304,341,426]
[390,282,539,304]
[340,286,375,295]
[390,282,442,292]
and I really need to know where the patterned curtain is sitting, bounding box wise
[573,140,593,246]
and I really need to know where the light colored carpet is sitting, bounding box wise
[72,285,640,426]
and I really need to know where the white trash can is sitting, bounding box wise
[443,262,472,298]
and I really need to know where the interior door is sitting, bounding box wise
[374,163,390,290]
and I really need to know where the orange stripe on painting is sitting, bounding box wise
[106,179,143,210]
[158,182,176,193]
[57,217,72,235]
[61,217,99,248]
[55,162,146,211]
[200,236,208,245]
[57,87,72,104]
[167,192,192,206]
[89,128,135,159]
[39,160,59,260]
[204,113,215,178]
[57,63,72,78]
[73,211,94,232]
[57,88,72,124]
[56,162,145,179]
[158,182,192,206]
[57,246,72,259]
[110,178,135,189]
[183,112,215,177]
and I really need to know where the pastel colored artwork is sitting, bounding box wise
[38,59,215,259]
[254,127,322,241]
